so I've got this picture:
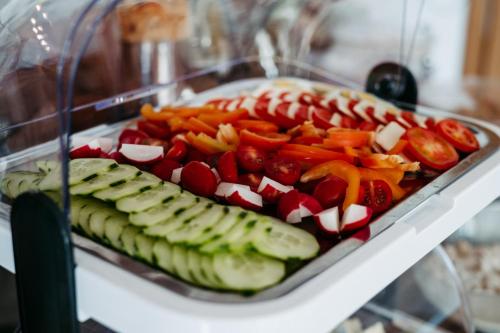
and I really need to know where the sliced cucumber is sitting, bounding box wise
[212,252,285,291]
[70,196,89,228]
[121,225,141,256]
[116,182,181,213]
[198,213,257,254]
[153,239,174,273]
[88,207,116,240]
[70,165,139,195]
[190,207,243,246]
[143,200,210,237]
[2,171,42,198]
[104,215,129,249]
[78,204,98,237]
[230,218,272,252]
[171,246,194,283]
[130,193,198,228]
[253,219,320,260]
[135,233,155,263]
[166,205,225,244]
[93,172,161,201]
[36,160,59,174]
[200,255,224,288]
[186,249,212,288]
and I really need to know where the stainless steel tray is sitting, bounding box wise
[2,78,499,304]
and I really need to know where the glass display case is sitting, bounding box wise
[0,0,499,332]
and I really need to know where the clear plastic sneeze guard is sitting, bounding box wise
[0,0,500,332]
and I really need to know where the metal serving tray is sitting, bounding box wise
[1,78,499,304]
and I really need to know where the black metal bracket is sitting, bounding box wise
[11,192,79,333]
[365,62,418,111]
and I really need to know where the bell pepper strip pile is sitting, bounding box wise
[120,81,479,240]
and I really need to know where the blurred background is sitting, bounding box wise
[0,0,499,332]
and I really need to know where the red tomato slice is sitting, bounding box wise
[358,179,392,214]
[358,121,378,131]
[274,103,309,129]
[137,120,169,139]
[240,129,291,150]
[401,111,418,127]
[181,161,217,197]
[254,99,276,122]
[340,115,359,129]
[236,145,266,172]
[166,140,188,161]
[405,127,459,170]
[264,156,301,185]
[435,119,479,153]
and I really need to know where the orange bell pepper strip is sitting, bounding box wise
[359,154,420,172]
[236,120,279,133]
[301,160,361,211]
[183,117,218,137]
[359,168,406,200]
[376,168,405,184]
[323,131,374,149]
[168,116,184,132]
[141,103,175,121]
[186,132,236,154]
[160,105,217,118]
[387,139,408,155]
[279,144,356,164]
[198,109,248,127]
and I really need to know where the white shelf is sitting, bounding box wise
[0,117,498,333]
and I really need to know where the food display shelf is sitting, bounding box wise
[0,77,499,332]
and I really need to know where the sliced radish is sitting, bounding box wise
[341,204,373,232]
[211,168,221,183]
[72,136,113,153]
[413,114,428,128]
[257,176,293,203]
[314,206,340,235]
[375,121,406,151]
[69,139,102,159]
[215,182,251,198]
[329,112,342,127]
[334,97,357,119]
[170,167,183,184]
[277,190,302,223]
[352,100,374,122]
[215,182,262,210]
[298,193,323,218]
[119,144,164,165]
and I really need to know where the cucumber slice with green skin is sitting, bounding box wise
[171,246,194,283]
[200,255,224,288]
[70,197,90,228]
[253,219,320,260]
[121,225,141,256]
[143,200,210,237]
[212,252,285,291]
[93,172,161,201]
[89,208,116,240]
[229,218,272,252]
[2,171,42,198]
[186,249,213,288]
[198,213,257,254]
[70,165,139,195]
[36,160,59,174]
[131,194,198,228]
[104,216,129,249]
[135,233,155,263]
[166,205,225,244]
[116,182,181,213]
[153,240,174,273]
[78,204,98,237]
[190,207,244,246]
[39,158,117,191]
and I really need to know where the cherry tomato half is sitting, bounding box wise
[264,156,301,185]
[405,127,459,170]
[240,129,291,150]
[435,119,479,153]
[238,173,264,192]
[181,161,217,197]
[236,145,266,172]
[358,179,392,214]
[313,176,347,209]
